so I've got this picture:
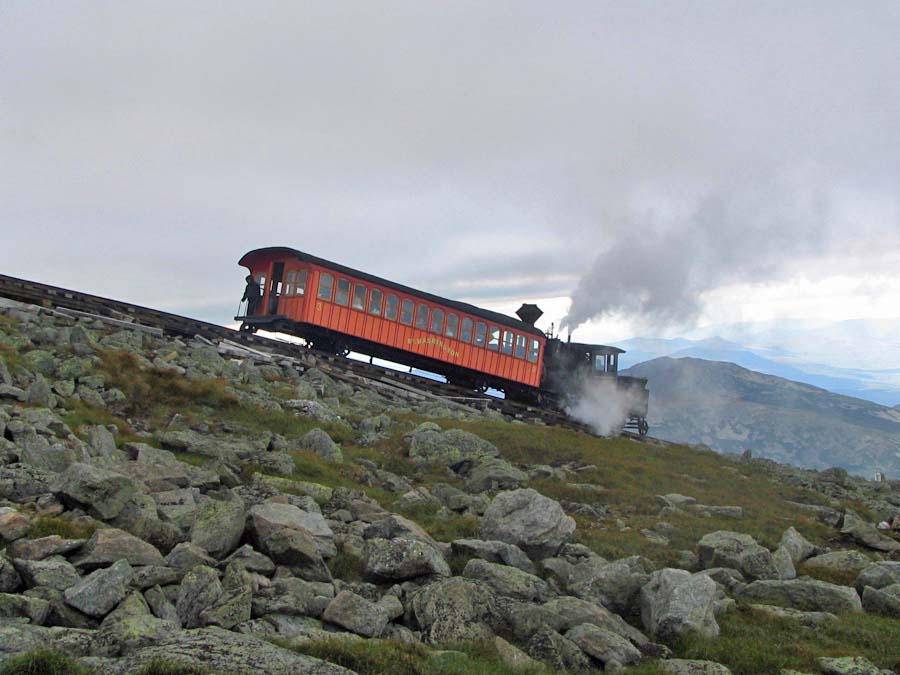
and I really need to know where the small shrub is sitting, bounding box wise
[27,516,97,541]
[0,648,89,675]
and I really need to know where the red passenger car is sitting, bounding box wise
[236,247,547,396]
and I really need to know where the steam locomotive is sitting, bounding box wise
[236,247,649,435]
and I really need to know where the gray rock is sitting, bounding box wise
[405,427,499,466]
[842,512,900,553]
[26,375,56,408]
[817,656,884,675]
[772,545,797,580]
[697,531,779,580]
[659,659,733,674]
[0,507,31,543]
[298,428,343,462]
[64,559,133,618]
[803,551,872,576]
[145,585,179,624]
[51,462,139,520]
[738,578,862,613]
[749,603,837,626]
[166,542,218,574]
[98,626,352,674]
[71,527,164,570]
[94,591,178,656]
[854,561,900,593]
[189,489,246,558]
[480,488,575,560]
[526,627,593,673]
[200,586,253,630]
[450,539,536,574]
[13,555,80,591]
[176,565,223,628]
[129,565,180,589]
[463,457,528,493]
[0,591,50,624]
[688,504,745,519]
[0,384,26,402]
[410,576,500,644]
[253,525,332,583]
[362,513,438,547]
[322,590,389,637]
[779,526,818,565]
[461,558,549,602]
[153,488,198,530]
[536,596,658,654]
[87,425,120,460]
[0,555,22,593]
[0,463,54,501]
[568,556,652,615]
[252,576,333,618]
[861,583,900,617]
[222,544,276,576]
[641,569,719,642]
[249,501,336,558]
[363,537,451,581]
[565,623,642,668]
[7,535,85,561]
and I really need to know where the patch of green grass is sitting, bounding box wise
[797,562,861,588]
[290,637,547,675]
[390,500,479,543]
[170,451,211,468]
[0,648,90,675]
[659,604,900,675]
[327,550,366,582]
[133,658,214,675]
[27,516,97,541]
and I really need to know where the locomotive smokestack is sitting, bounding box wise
[516,303,543,326]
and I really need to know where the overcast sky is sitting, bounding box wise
[2,1,898,343]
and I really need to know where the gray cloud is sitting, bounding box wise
[1,2,898,326]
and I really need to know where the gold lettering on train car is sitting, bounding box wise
[405,337,459,358]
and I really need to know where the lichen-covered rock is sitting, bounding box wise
[405,426,499,467]
[450,538,536,574]
[526,627,593,673]
[165,542,217,574]
[176,565,223,628]
[7,535,85,561]
[0,555,22,593]
[298,428,343,462]
[860,583,900,617]
[363,537,451,581]
[90,626,353,674]
[322,590,389,637]
[565,623,642,668]
[480,488,575,560]
[51,463,138,520]
[817,655,885,675]
[13,555,80,591]
[249,501,336,558]
[64,559,133,618]
[461,558,549,602]
[697,531,779,580]
[568,556,652,616]
[0,507,31,542]
[0,591,50,624]
[841,512,900,553]
[251,577,333,618]
[94,591,178,656]
[410,577,500,644]
[748,603,837,626]
[659,659,733,674]
[189,489,245,558]
[853,561,900,593]
[738,578,862,613]
[71,528,164,570]
[463,457,528,493]
[254,526,332,583]
[640,569,719,642]
[802,551,872,577]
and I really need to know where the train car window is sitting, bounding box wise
[430,309,444,334]
[352,284,366,310]
[515,334,527,359]
[295,270,308,296]
[368,289,384,316]
[386,294,400,321]
[284,271,295,296]
[257,274,267,292]
[400,299,414,324]
[415,304,429,330]
[474,321,487,347]
[460,318,473,343]
[488,327,500,351]
[335,278,351,306]
[317,273,333,301]
[527,339,540,362]
[594,355,605,372]
[445,314,458,338]
[501,331,514,355]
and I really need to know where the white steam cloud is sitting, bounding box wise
[565,376,646,437]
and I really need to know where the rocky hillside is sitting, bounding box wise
[622,357,900,478]
[0,300,898,675]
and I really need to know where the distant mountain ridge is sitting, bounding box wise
[615,335,900,407]
[622,356,900,478]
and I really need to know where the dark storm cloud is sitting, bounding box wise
[1,1,898,325]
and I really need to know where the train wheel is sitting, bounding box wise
[638,419,649,436]
[239,323,255,334]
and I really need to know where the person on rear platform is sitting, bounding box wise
[242,275,261,315]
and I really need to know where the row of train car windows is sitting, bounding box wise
[315,272,540,362]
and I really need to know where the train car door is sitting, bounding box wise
[267,262,285,315]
